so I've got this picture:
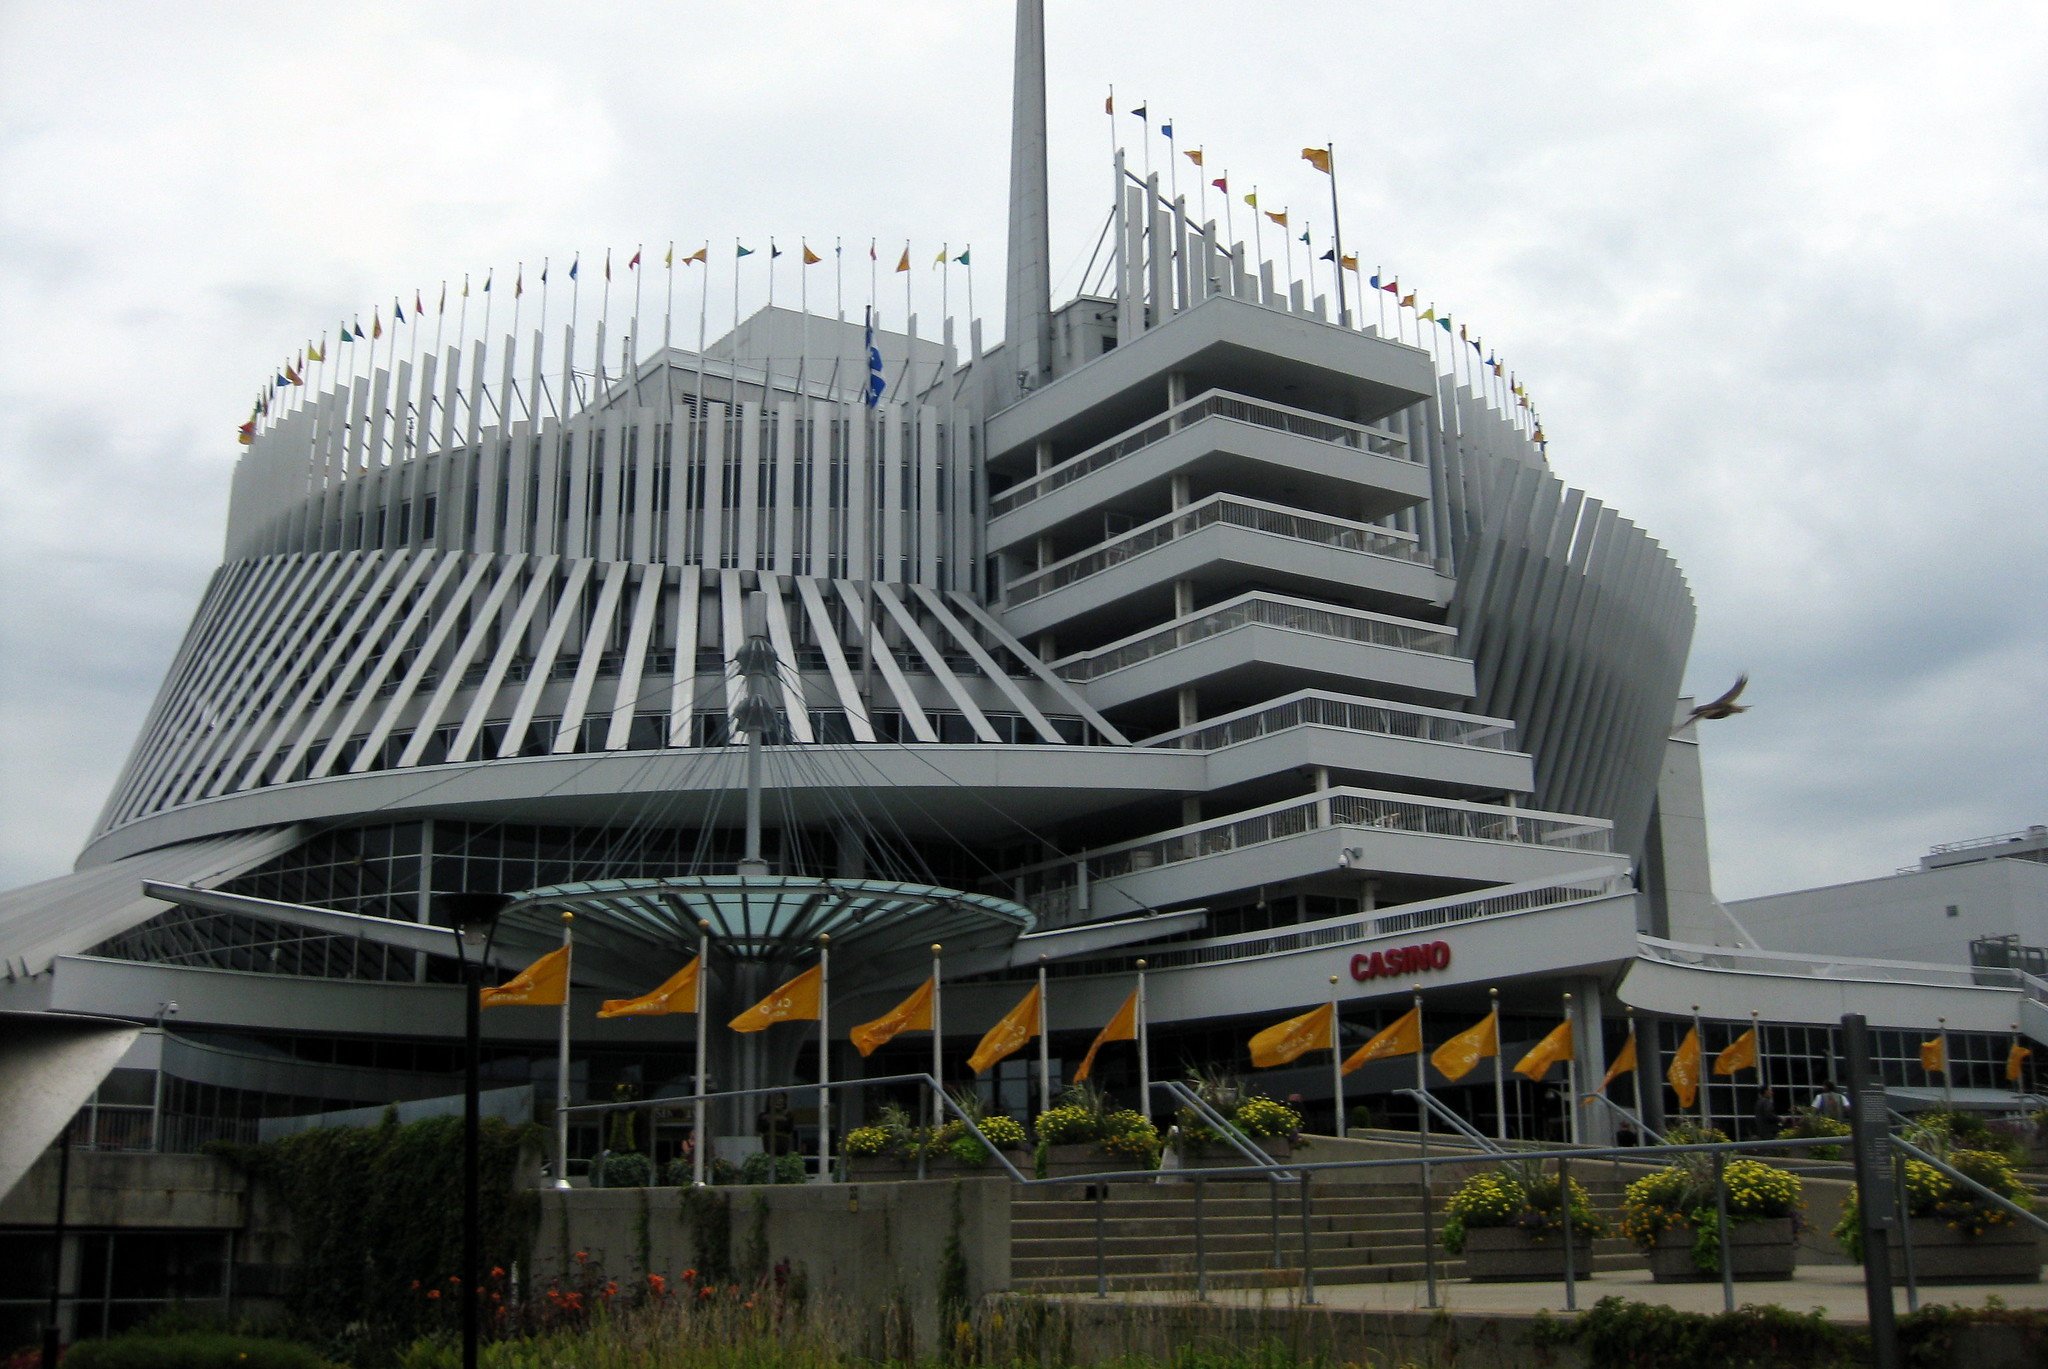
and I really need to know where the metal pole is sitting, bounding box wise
[1037,957,1051,1120]
[1298,1172,1318,1304]
[40,1127,70,1369]
[1420,1077,1438,1309]
[693,920,710,1187]
[1938,1018,1952,1109]
[1694,1005,1709,1130]
[1564,991,1579,1145]
[462,951,481,1369]
[1328,976,1344,1142]
[1491,986,1506,1142]
[1712,1148,1734,1314]
[931,945,945,1132]
[818,935,832,1182]
[555,913,574,1190]
[1136,960,1151,1125]
[1894,1149,1919,1312]
[1193,1176,1209,1301]
[1843,1013,1901,1369]
[1560,1154,1577,1311]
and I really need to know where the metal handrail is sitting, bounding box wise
[1397,1088,1504,1154]
[1152,1079,1292,1180]
[1585,1092,1666,1145]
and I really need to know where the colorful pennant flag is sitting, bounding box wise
[1186,148,1204,168]
[1301,146,1333,174]
[1712,1027,1758,1077]
[1594,1035,1638,1095]
[850,976,934,1057]
[1919,1036,1946,1073]
[802,244,822,265]
[895,247,911,273]
[954,247,970,265]
[1210,176,1228,193]
[1160,121,1173,139]
[1130,104,1147,122]
[1074,988,1139,1083]
[728,964,823,1032]
[1668,1027,1703,1108]
[480,946,569,1008]
[1341,1007,1421,1075]
[628,248,642,271]
[1264,210,1288,227]
[371,308,383,339]
[393,298,406,323]
[237,420,256,445]
[968,984,1041,1075]
[1430,1012,1497,1083]
[2007,1042,2032,1082]
[1249,1001,1334,1069]
[598,956,701,1019]
[684,245,708,265]
[570,254,580,281]
[1514,1020,1573,1081]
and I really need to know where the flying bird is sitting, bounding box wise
[1678,675,1750,731]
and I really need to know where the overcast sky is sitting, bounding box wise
[1,1,2042,900]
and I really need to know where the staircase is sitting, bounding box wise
[1010,1175,1639,1293]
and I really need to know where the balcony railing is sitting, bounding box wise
[1635,936,2030,992]
[990,388,1411,518]
[1141,689,1513,753]
[1005,495,1426,607]
[1004,787,1611,907]
[1055,592,1458,683]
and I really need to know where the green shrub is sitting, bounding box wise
[1620,1157,1802,1274]
[64,1331,338,1369]
[1441,1160,1603,1255]
[976,1114,1027,1149]
[1777,1107,1852,1160]
[1835,1148,2036,1258]
[600,1151,654,1188]
[1230,1095,1300,1140]
[737,1151,807,1185]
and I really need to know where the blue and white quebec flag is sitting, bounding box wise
[864,308,886,408]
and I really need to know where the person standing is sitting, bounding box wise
[1751,1085,1781,1142]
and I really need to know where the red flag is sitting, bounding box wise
[1210,176,1228,193]
[628,248,642,270]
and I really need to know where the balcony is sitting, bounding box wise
[1002,785,1620,922]
[1053,592,1476,710]
[1141,689,1532,795]
[1000,495,1444,642]
[986,390,1425,551]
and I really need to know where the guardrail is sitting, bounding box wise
[1636,935,2030,991]
[990,388,1410,517]
[1139,690,1513,753]
[1054,593,1458,683]
[1005,495,1426,606]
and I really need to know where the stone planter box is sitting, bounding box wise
[1887,1217,2042,1284]
[1176,1136,1292,1167]
[1648,1217,1798,1282]
[1040,1142,1156,1179]
[844,1153,920,1182]
[1459,1225,1597,1282]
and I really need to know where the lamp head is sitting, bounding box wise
[443,892,511,955]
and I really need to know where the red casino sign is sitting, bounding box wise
[1349,940,1452,982]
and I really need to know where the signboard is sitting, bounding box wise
[1350,939,1451,982]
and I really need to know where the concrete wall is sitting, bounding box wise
[532,1177,1011,1352]
[1731,858,2048,966]
[0,1150,246,1229]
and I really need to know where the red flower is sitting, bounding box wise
[427,1289,442,1301]
[574,1250,590,1263]
[682,1268,698,1282]
[490,1265,506,1279]
[410,1280,421,1290]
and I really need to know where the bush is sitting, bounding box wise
[1620,1157,1802,1274]
[63,1332,338,1369]
[842,1124,897,1157]
[738,1151,807,1185]
[1777,1108,1852,1160]
[1440,1161,1603,1255]
[1032,1103,1102,1145]
[600,1151,654,1188]
[1230,1095,1300,1140]
[976,1114,1027,1149]
[1835,1148,2036,1258]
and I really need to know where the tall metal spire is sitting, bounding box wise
[1004,0,1053,393]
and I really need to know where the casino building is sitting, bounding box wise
[2,2,2039,1174]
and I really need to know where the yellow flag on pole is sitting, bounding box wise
[1595,1034,1638,1094]
[479,945,569,1008]
[968,984,1040,1075]
[1919,1036,1946,1073]
[2007,1042,2032,1082]
[1301,146,1332,174]
[597,955,699,1019]
[1667,1027,1702,1107]
[1074,988,1139,1082]
[1713,1027,1758,1076]
[1514,1020,1573,1081]
[849,976,935,1057]
[728,964,823,1033]
[1429,1012,1497,1082]
[895,247,911,273]
[1341,1006,1420,1076]
[1249,1002,1334,1069]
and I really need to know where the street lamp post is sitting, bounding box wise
[446,893,509,1369]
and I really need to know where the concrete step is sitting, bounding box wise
[1013,1248,1643,1293]
[1012,1235,1636,1275]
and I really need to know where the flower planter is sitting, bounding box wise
[844,1153,920,1182]
[1459,1226,1597,1282]
[1040,1142,1156,1179]
[1647,1217,1798,1282]
[1886,1218,2042,1284]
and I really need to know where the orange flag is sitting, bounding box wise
[850,976,934,1057]
[1429,1012,1497,1082]
[1301,146,1332,174]
[1713,1027,1758,1076]
[1667,1027,1702,1108]
[1250,1002,1335,1069]
[480,945,569,1008]
[1073,988,1138,1082]
[1514,1020,1573,1081]
[1919,1036,1946,1073]
[802,243,822,265]
[728,964,823,1033]
[894,246,911,273]
[968,984,1041,1075]
[1595,1034,1638,1094]
[1341,1006,1421,1076]
[2006,1042,2032,1082]
[597,955,699,1019]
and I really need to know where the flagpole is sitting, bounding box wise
[818,934,832,1183]
[1249,187,1264,273]
[1037,955,1051,1120]
[600,250,612,389]
[835,237,844,323]
[631,243,645,382]
[1136,959,1150,1122]
[1328,975,1344,1142]
[663,244,675,411]
[1165,119,1179,213]
[481,271,495,367]
[512,262,524,358]
[1693,1004,1707,1129]
[931,944,945,1131]
[1750,1009,1764,1091]
[902,239,912,344]
[555,911,575,1189]
[1413,986,1428,1121]
[1626,1008,1640,1126]
[1281,212,1295,297]
[963,248,974,328]
[1563,991,1579,1145]
[1324,144,1349,326]
[569,254,582,410]
[732,241,744,409]
[694,919,710,1187]
[1939,1017,1952,1108]
[537,259,550,374]
[1491,986,1507,1142]
[938,244,949,337]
